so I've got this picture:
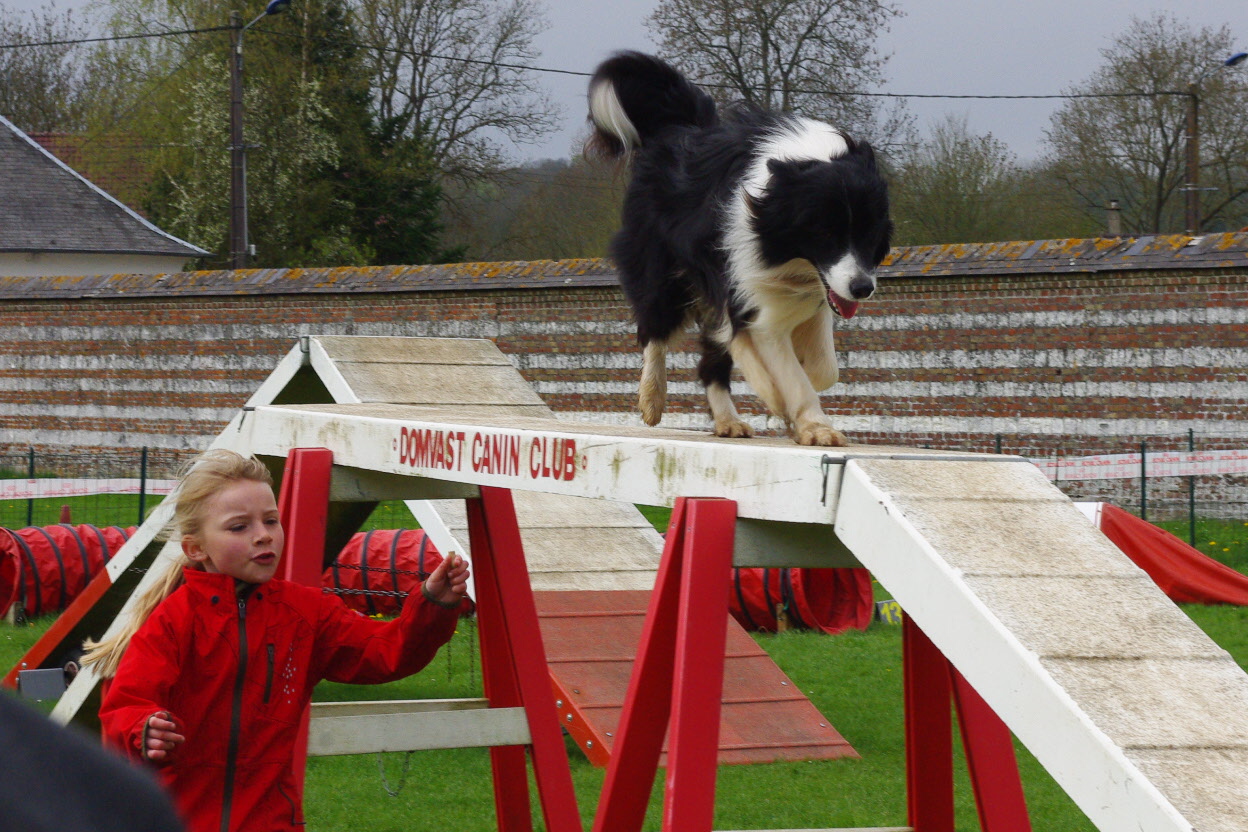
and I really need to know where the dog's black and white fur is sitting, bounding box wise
[587,51,892,446]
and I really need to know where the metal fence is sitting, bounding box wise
[2,437,1245,540]
[0,447,413,532]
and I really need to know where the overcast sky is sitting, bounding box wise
[6,0,1245,163]
[527,0,1246,163]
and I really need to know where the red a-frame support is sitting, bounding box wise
[589,496,1031,832]
[276,448,583,832]
[904,616,1032,832]
[278,450,1028,832]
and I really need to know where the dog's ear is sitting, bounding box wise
[766,158,821,178]
[853,140,878,172]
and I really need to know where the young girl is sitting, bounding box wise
[83,449,469,832]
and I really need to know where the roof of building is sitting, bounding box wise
[0,114,208,258]
[879,232,1248,277]
[0,232,1243,300]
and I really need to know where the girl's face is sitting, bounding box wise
[183,479,284,585]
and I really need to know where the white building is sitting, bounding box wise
[0,114,207,277]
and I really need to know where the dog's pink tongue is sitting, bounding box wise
[830,291,859,320]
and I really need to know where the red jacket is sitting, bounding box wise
[100,568,459,832]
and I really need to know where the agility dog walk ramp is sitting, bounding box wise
[23,335,1248,830]
[27,336,851,768]
[214,391,1248,832]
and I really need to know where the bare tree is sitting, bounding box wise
[1045,14,1248,234]
[645,0,910,149]
[354,0,559,181]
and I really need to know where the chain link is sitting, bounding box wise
[376,750,414,797]
[321,586,410,598]
[331,561,430,580]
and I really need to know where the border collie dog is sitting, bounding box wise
[587,51,892,446]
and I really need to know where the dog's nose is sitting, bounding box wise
[848,275,875,300]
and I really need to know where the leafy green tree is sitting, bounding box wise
[106,0,454,267]
[1045,13,1248,234]
[0,3,111,133]
[337,116,463,265]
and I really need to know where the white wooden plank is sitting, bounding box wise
[833,459,1197,832]
[307,706,531,755]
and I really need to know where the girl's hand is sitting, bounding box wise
[143,711,185,763]
[422,553,470,608]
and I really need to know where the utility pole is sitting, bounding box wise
[1183,82,1200,236]
[228,10,248,270]
[1182,53,1247,237]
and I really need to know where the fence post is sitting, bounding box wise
[25,447,34,527]
[1140,440,1147,522]
[1187,429,1196,547]
[137,446,149,526]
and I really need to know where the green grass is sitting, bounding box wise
[3,506,1246,830]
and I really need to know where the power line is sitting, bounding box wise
[0,23,1191,102]
[0,25,231,50]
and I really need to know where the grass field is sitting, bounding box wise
[2,503,1246,829]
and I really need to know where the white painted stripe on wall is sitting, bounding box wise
[4,346,1243,377]
[557,410,1247,439]
[5,304,1243,347]
[528,380,1247,399]
[0,378,260,394]
[837,347,1248,370]
[0,429,214,451]
[838,306,1248,331]
[3,355,283,373]
[0,403,240,422]
[0,318,635,343]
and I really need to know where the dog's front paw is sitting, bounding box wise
[713,417,754,439]
[793,422,848,447]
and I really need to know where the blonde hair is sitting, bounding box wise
[82,450,274,678]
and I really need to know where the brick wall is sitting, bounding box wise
[1,235,1245,516]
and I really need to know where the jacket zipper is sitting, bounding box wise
[221,593,250,832]
[264,644,275,704]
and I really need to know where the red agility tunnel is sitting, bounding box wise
[323,529,474,617]
[729,566,873,634]
[0,525,135,620]
[1083,502,1248,605]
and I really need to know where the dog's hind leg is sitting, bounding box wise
[700,337,753,438]
[639,339,668,426]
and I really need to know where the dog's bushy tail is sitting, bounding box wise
[586,51,717,161]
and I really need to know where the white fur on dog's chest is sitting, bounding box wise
[739,260,826,331]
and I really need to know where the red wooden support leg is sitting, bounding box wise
[278,448,334,586]
[903,616,955,832]
[468,494,533,832]
[469,487,584,832]
[661,498,737,832]
[951,669,1031,831]
[592,498,690,832]
[275,447,334,796]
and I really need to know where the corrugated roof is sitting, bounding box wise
[0,233,1243,300]
[0,114,207,258]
